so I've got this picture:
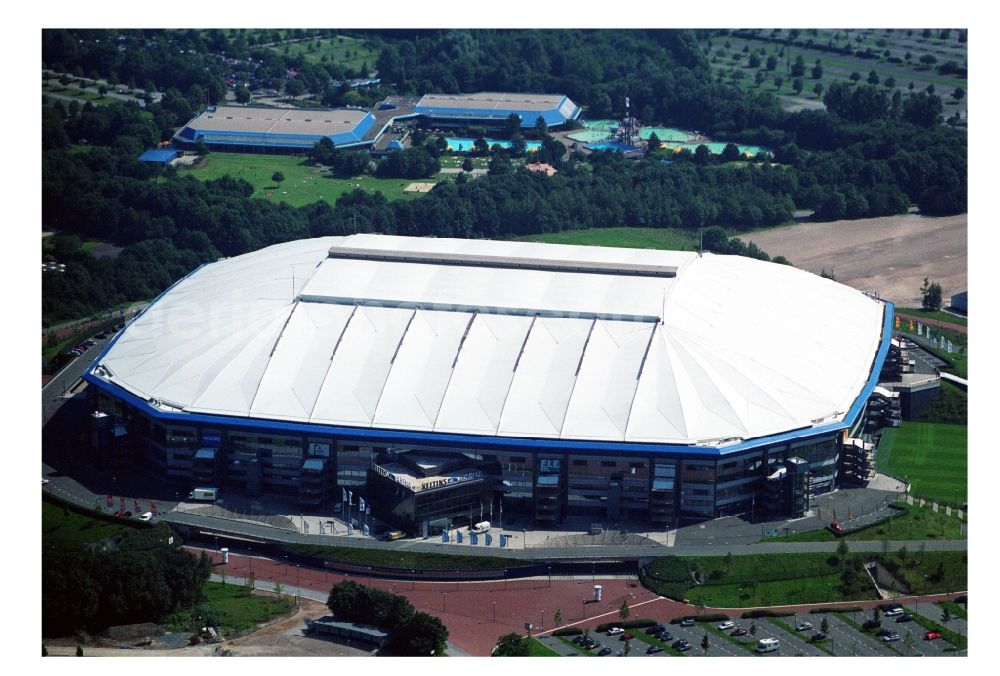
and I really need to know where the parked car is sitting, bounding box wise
[828,521,845,533]
[924,631,942,641]
[862,619,882,631]
[655,631,673,641]
[84,339,96,347]
[795,621,813,632]
[645,645,663,655]
[95,332,108,339]
[679,618,695,627]
[716,621,735,631]
[572,635,586,645]
[730,628,748,637]
[884,607,904,617]
[606,627,624,636]
[896,614,914,623]
[672,639,692,652]
[810,632,827,642]
[882,633,901,642]
[644,625,666,635]
[597,647,612,656]
[876,628,894,637]
[137,512,153,521]
[620,633,634,641]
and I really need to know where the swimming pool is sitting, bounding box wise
[587,141,640,153]
[446,137,542,153]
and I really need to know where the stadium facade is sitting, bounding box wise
[84,235,892,531]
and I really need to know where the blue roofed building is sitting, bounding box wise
[137,149,180,165]
[172,106,382,153]
[413,92,581,130]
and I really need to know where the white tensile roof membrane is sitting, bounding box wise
[94,234,885,446]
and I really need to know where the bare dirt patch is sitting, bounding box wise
[404,182,437,193]
[740,213,967,307]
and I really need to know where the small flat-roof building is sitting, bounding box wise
[306,616,389,649]
[413,92,581,129]
[173,106,380,153]
[137,149,180,165]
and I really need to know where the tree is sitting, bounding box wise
[813,82,824,98]
[811,63,823,79]
[553,609,562,626]
[952,87,965,101]
[748,52,762,68]
[619,598,630,621]
[493,632,529,656]
[791,55,806,77]
[391,611,449,656]
[646,131,662,153]
[271,171,285,185]
[701,632,710,655]
[766,54,778,71]
[849,71,861,82]
[884,76,896,89]
[773,76,784,90]
[284,78,305,97]
[820,617,829,634]
[792,78,804,95]
[76,646,83,657]
[623,638,632,656]
[235,86,251,105]
[749,624,757,640]
[941,605,952,624]
[867,70,880,85]
[836,539,850,561]
[920,278,943,311]
[754,71,766,87]
[461,157,474,172]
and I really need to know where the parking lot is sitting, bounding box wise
[538,599,965,657]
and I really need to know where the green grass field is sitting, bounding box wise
[770,501,965,542]
[643,550,966,607]
[267,35,377,71]
[516,227,699,251]
[876,423,967,503]
[286,543,519,570]
[895,307,967,327]
[528,638,561,656]
[163,582,295,634]
[180,153,430,207]
[42,498,139,547]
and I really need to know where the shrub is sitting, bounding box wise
[809,606,863,614]
[552,627,583,637]
[741,609,795,619]
[595,619,657,632]
[670,613,730,624]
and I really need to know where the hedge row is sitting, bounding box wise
[552,627,583,637]
[595,619,657,632]
[740,609,796,619]
[670,613,730,624]
[809,606,864,614]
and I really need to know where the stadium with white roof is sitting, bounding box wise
[85,234,892,530]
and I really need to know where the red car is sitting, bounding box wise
[924,631,942,641]
[829,522,845,533]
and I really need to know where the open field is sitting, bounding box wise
[179,153,429,207]
[516,227,699,251]
[703,29,967,119]
[164,582,295,634]
[265,34,377,72]
[739,213,966,307]
[876,422,967,504]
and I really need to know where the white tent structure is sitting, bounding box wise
[90,234,886,448]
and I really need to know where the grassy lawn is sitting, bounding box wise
[643,551,966,607]
[876,423,967,504]
[267,34,378,71]
[42,497,139,547]
[895,307,967,328]
[179,152,429,207]
[771,501,965,542]
[163,581,295,635]
[527,638,561,656]
[556,636,593,655]
[516,227,698,251]
[285,543,519,570]
[936,600,967,620]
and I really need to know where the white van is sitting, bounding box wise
[755,638,780,653]
[471,521,491,534]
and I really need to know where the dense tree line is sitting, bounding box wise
[42,521,212,637]
[326,581,448,656]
